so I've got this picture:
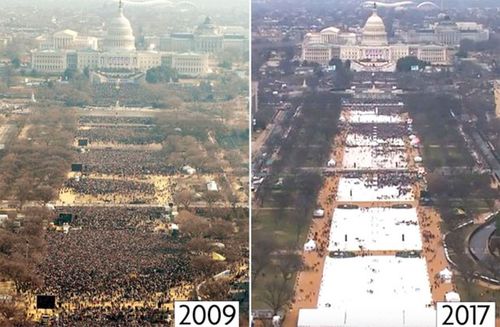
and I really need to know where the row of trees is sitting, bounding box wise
[0,208,51,325]
[0,107,76,206]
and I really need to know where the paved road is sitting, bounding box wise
[469,216,498,268]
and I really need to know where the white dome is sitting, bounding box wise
[362,10,388,46]
[320,26,340,34]
[103,4,135,51]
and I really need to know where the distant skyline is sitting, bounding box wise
[0,0,249,10]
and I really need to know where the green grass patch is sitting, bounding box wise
[251,265,297,310]
[253,208,310,249]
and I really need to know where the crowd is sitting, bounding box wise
[64,178,155,197]
[38,229,190,302]
[349,123,407,140]
[76,126,163,145]
[56,207,164,230]
[77,149,176,176]
[34,207,193,325]
[341,172,415,198]
[44,306,171,326]
[79,116,155,126]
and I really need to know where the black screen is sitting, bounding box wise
[36,295,56,309]
[71,163,83,172]
[78,139,88,146]
[55,213,72,225]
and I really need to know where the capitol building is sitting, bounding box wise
[31,2,246,78]
[301,6,486,71]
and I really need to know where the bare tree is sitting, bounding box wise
[275,253,303,282]
[199,278,232,301]
[174,189,194,211]
[175,211,209,238]
[259,279,293,315]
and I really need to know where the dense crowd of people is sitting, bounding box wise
[79,116,155,125]
[64,178,155,197]
[77,149,176,175]
[39,229,190,301]
[33,207,192,325]
[46,306,171,326]
[76,126,163,145]
[56,207,164,230]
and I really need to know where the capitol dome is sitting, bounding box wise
[195,16,220,36]
[103,1,136,51]
[361,8,388,46]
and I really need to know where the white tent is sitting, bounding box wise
[207,181,218,192]
[414,156,423,163]
[439,268,453,283]
[445,291,461,302]
[313,208,325,218]
[327,159,336,167]
[182,165,196,175]
[272,315,281,327]
[304,239,317,252]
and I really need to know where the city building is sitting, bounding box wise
[34,30,99,51]
[301,6,452,71]
[31,2,212,78]
[403,17,489,46]
[159,17,247,55]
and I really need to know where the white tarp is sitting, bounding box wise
[298,307,436,327]
[342,147,408,170]
[336,177,414,202]
[340,111,403,124]
[317,256,433,311]
[328,208,422,251]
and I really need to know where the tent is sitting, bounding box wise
[414,156,423,163]
[445,291,461,302]
[439,268,453,283]
[211,252,226,261]
[313,208,325,218]
[182,165,196,175]
[327,159,336,167]
[207,181,218,192]
[304,239,317,252]
[272,315,281,327]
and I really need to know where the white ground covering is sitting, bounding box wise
[337,177,414,201]
[345,133,405,147]
[297,307,436,327]
[328,208,422,251]
[317,256,432,310]
[342,147,407,170]
[341,111,403,124]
